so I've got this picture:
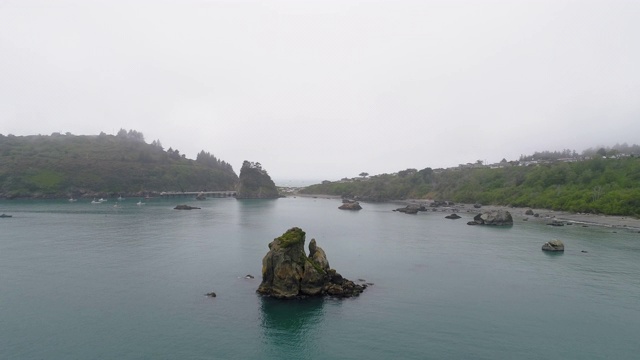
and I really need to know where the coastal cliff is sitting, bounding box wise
[257,227,367,299]
[236,161,279,199]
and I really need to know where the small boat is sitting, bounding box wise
[91,198,101,204]
[137,200,145,206]
[68,198,77,202]
[0,214,12,218]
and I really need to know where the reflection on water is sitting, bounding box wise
[259,297,326,356]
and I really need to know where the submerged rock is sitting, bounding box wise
[257,227,366,299]
[542,239,565,251]
[174,204,201,210]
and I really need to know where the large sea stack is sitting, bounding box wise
[236,161,279,199]
[257,227,367,299]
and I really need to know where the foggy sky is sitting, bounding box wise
[1,0,639,182]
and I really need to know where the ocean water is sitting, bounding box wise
[1,197,639,359]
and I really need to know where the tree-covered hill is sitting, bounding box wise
[0,131,238,198]
[236,161,280,199]
[301,157,640,216]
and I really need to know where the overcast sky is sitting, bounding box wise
[1,0,639,182]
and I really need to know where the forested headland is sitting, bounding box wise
[301,147,640,217]
[0,130,237,198]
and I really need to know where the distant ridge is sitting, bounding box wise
[0,130,238,199]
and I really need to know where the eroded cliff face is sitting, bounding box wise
[257,227,367,299]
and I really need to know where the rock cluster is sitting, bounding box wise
[257,227,367,299]
[394,203,427,214]
[467,210,513,226]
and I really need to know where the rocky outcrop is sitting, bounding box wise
[236,161,280,199]
[339,201,362,210]
[394,203,426,214]
[174,204,201,210]
[468,210,513,226]
[257,227,367,299]
[525,209,534,215]
[542,239,565,251]
[445,213,461,219]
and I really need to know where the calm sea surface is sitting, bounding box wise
[1,197,639,359]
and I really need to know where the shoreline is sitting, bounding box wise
[293,193,640,232]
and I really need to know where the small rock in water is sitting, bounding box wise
[542,239,565,252]
[581,250,588,253]
[205,292,217,297]
[244,274,254,279]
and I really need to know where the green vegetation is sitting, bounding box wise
[301,156,640,216]
[236,161,280,199]
[276,227,306,248]
[0,131,238,198]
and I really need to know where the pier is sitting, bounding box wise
[159,191,236,198]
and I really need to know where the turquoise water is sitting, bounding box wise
[1,197,639,359]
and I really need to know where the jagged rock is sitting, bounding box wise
[542,239,565,251]
[445,213,461,219]
[339,202,362,210]
[471,210,513,226]
[174,204,201,210]
[257,227,366,299]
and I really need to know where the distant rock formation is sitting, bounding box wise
[257,227,367,299]
[236,161,280,199]
[468,210,513,226]
[542,239,565,251]
[174,204,201,210]
[394,203,426,214]
[339,201,362,210]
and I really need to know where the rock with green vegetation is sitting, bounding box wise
[236,161,279,199]
[542,239,565,251]
[257,227,367,299]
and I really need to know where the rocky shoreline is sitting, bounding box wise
[294,193,640,232]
